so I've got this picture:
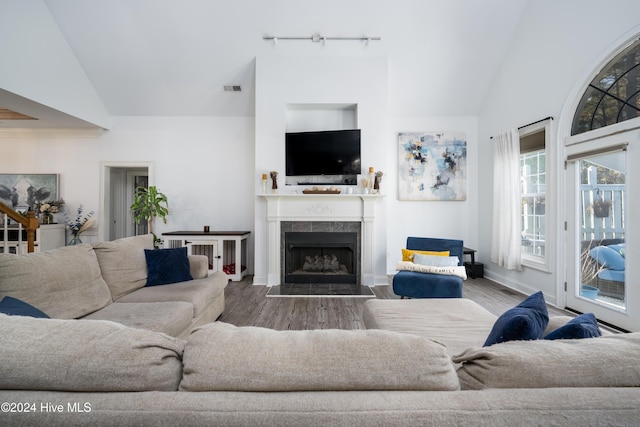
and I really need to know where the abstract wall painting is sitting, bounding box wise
[0,174,60,211]
[398,132,467,201]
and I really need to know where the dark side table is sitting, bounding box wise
[463,247,484,279]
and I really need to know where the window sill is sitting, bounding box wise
[521,256,551,273]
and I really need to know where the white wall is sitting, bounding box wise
[0,116,255,261]
[477,0,640,304]
[0,0,109,128]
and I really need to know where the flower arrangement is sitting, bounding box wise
[35,199,65,214]
[65,205,94,244]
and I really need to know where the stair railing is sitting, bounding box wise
[0,202,39,253]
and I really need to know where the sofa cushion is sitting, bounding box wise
[0,244,112,319]
[116,271,227,317]
[189,254,210,279]
[395,261,468,279]
[544,315,613,337]
[544,312,601,340]
[363,298,498,356]
[401,248,449,262]
[82,301,194,337]
[180,322,459,392]
[453,332,640,389]
[0,296,49,318]
[483,291,549,346]
[599,268,625,282]
[0,313,184,391]
[589,245,625,270]
[608,243,625,256]
[543,315,575,335]
[413,253,460,267]
[93,234,154,300]
[145,247,193,286]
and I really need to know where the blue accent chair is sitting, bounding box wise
[392,237,464,298]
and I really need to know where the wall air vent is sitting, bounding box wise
[224,85,242,92]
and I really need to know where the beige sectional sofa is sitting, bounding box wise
[1,248,639,425]
[0,234,228,338]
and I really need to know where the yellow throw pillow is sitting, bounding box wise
[401,248,450,262]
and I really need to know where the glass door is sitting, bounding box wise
[565,145,629,328]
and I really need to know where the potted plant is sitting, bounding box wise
[590,189,611,218]
[130,186,169,245]
[592,198,611,218]
[35,199,65,224]
[65,204,94,245]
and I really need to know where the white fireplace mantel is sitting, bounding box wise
[258,193,384,286]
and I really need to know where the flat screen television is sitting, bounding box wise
[285,129,361,177]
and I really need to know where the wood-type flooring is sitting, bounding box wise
[218,275,572,330]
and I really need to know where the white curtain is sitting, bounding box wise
[491,129,522,270]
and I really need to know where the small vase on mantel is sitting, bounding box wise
[68,235,82,246]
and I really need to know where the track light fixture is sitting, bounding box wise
[263,33,381,45]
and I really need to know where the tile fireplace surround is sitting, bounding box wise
[281,221,361,285]
[259,194,384,287]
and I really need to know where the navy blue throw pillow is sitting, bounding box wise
[0,296,50,318]
[543,313,601,340]
[483,291,549,346]
[145,247,193,286]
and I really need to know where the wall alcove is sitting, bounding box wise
[284,103,359,186]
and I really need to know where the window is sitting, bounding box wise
[572,38,640,135]
[519,122,550,269]
[521,150,545,256]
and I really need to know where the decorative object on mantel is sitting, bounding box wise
[374,171,384,193]
[360,176,371,194]
[302,186,341,194]
[368,167,375,192]
[261,173,268,194]
[270,171,278,192]
[35,199,65,224]
[398,132,467,201]
[65,204,94,245]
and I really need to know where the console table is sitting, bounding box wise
[162,231,250,281]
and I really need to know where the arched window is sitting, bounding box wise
[572,38,640,135]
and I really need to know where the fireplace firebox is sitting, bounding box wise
[284,232,357,284]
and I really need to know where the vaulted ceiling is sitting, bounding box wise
[2,0,529,127]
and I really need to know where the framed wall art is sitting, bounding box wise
[398,132,467,201]
[0,174,60,211]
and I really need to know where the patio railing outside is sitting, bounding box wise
[580,184,625,241]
